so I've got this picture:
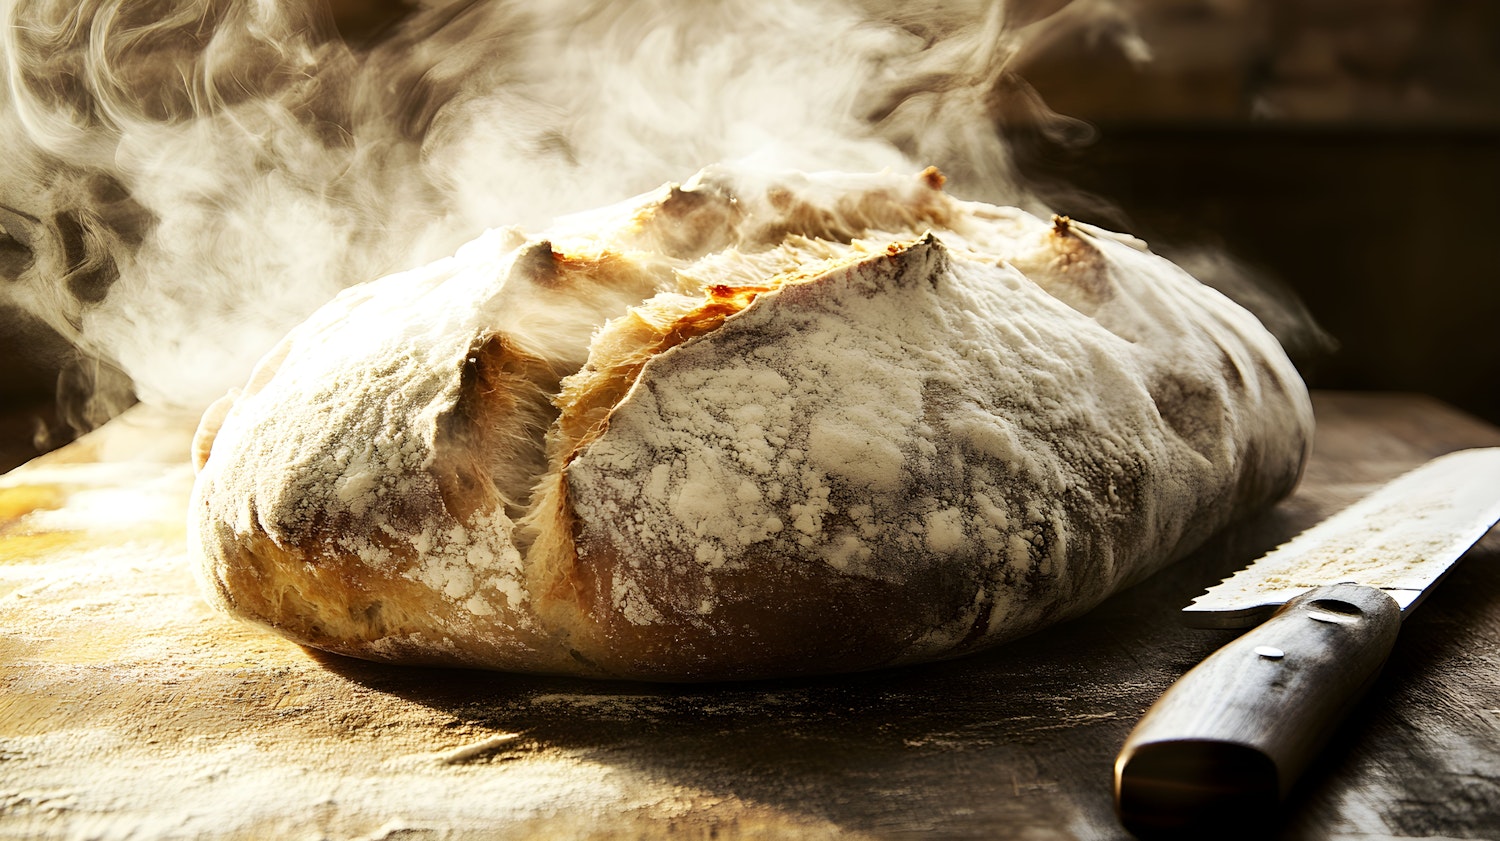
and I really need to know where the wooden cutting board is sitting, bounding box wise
[2,392,1498,840]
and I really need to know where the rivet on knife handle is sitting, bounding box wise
[1114,582,1401,837]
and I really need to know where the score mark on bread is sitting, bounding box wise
[190,167,1313,680]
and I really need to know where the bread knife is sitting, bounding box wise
[1114,447,1500,836]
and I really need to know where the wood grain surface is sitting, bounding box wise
[1,391,1497,840]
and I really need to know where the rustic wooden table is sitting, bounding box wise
[1,391,1497,840]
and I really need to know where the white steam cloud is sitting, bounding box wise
[0,0,1131,421]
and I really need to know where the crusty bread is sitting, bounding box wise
[189,166,1313,680]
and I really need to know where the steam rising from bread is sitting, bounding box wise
[0,0,1133,420]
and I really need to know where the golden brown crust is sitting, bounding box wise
[562,535,943,679]
[442,333,560,520]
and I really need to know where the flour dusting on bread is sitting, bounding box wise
[190,167,1313,680]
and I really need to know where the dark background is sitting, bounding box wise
[1011,0,1500,430]
[3,0,1498,471]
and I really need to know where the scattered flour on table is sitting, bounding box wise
[0,728,632,840]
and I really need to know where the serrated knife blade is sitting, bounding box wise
[1183,447,1500,628]
[1115,447,1500,837]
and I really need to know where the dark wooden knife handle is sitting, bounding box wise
[1114,582,1402,837]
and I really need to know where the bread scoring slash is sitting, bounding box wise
[188,166,1313,680]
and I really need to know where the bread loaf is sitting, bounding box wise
[189,167,1313,680]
